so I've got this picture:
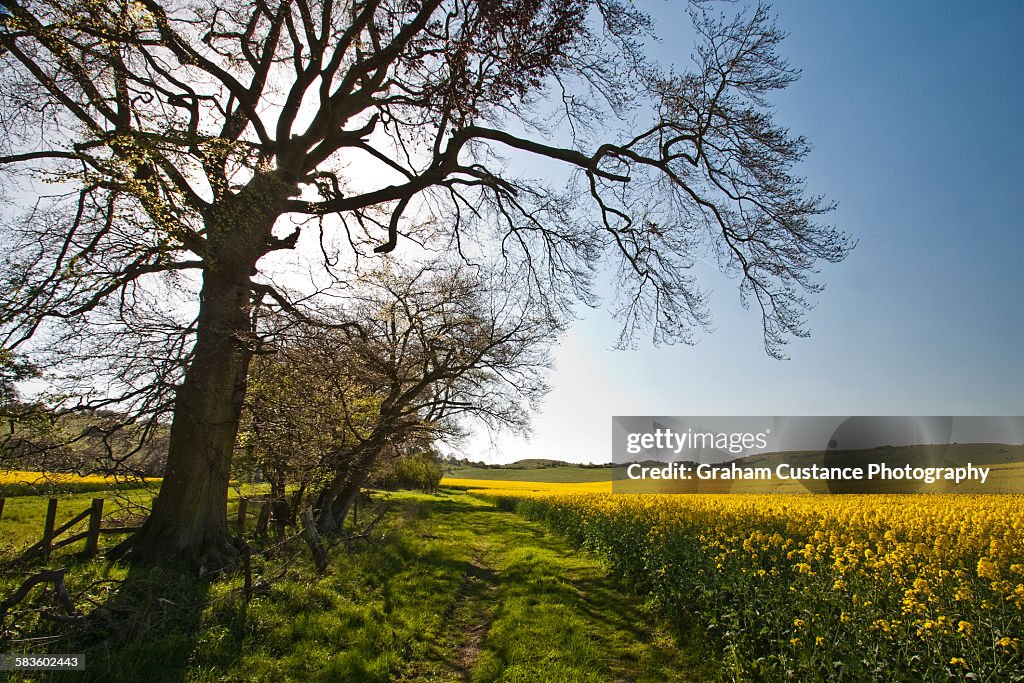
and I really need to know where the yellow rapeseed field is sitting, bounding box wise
[0,470,120,486]
[459,479,1024,681]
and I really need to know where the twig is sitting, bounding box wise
[0,568,80,626]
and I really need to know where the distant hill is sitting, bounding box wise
[500,458,572,468]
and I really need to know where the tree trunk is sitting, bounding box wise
[111,172,292,571]
[315,477,345,535]
[269,473,292,537]
[333,479,363,530]
[317,446,380,535]
[317,476,364,536]
[289,483,307,521]
[118,265,255,570]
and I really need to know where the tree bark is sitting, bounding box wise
[318,476,364,536]
[117,264,255,570]
[333,480,363,531]
[315,478,345,535]
[268,473,292,537]
[115,175,290,571]
[317,444,381,535]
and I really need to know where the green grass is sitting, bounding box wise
[0,491,720,682]
[0,490,154,561]
[0,486,265,562]
[445,467,612,483]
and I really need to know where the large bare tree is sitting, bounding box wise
[0,0,851,568]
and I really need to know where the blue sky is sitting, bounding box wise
[469,0,1024,464]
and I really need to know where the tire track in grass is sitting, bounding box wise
[453,551,498,680]
[395,495,503,683]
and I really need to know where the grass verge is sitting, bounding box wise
[0,491,720,682]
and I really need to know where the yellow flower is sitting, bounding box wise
[871,619,891,633]
[977,557,1000,580]
[995,637,1020,652]
[483,488,1024,676]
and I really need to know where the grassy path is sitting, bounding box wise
[1,491,719,682]
[382,492,719,682]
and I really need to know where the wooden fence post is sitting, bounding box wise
[0,497,5,523]
[41,498,58,561]
[352,494,358,527]
[236,497,248,537]
[84,498,104,556]
[255,501,270,537]
[299,507,328,573]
